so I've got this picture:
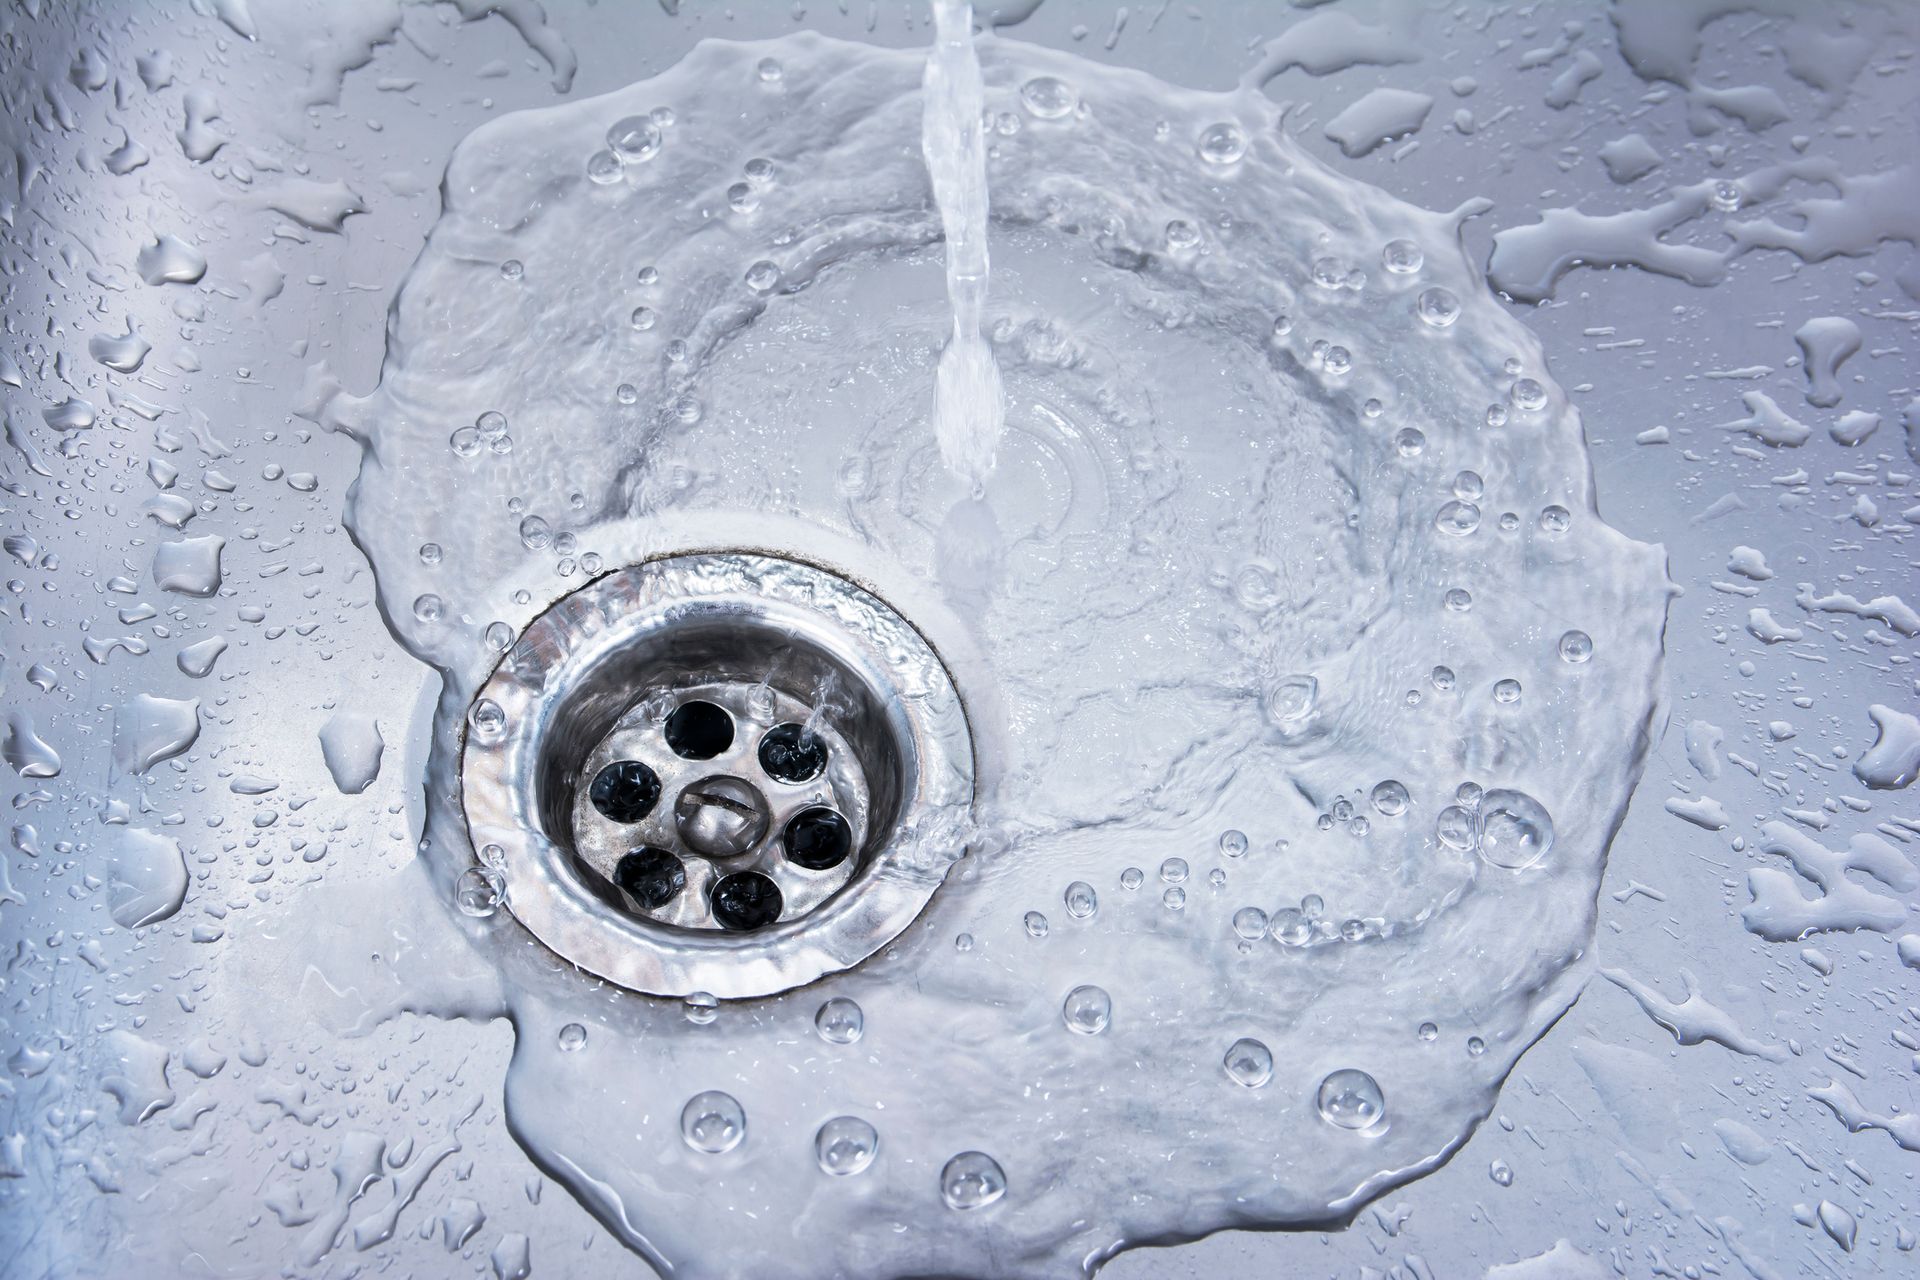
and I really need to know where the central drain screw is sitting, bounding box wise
[711,870,783,930]
[590,759,662,823]
[674,775,771,858]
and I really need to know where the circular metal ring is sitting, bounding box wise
[459,552,974,1000]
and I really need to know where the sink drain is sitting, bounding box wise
[459,553,974,999]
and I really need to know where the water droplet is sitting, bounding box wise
[1159,857,1188,884]
[1394,426,1426,457]
[1232,906,1269,940]
[468,699,506,739]
[1477,789,1554,870]
[815,1116,879,1176]
[1323,345,1352,375]
[607,115,662,161]
[1119,867,1144,890]
[585,148,623,184]
[1510,377,1547,411]
[1558,630,1593,663]
[418,542,443,565]
[684,992,718,1025]
[557,1023,587,1051]
[519,515,552,550]
[1223,1037,1273,1088]
[815,997,864,1044]
[1270,908,1309,946]
[1418,1021,1438,1042]
[1538,504,1572,534]
[1430,665,1455,691]
[449,426,482,457]
[500,259,523,280]
[1493,678,1522,704]
[412,593,444,623]
[1453,470,1485,500]
[1197,122,1246,164]
[756,57,784,83]
[1710,179,1741,212]
[1020,75,1076,119]
[1165,219,1199,250]
[485,621,515,652]
[630,306,657,331]
[728,182,760,214]
[1023,910,1049,937]
[680,1091,745,1154]
[1435,499,1481,536]
[1444,587,1473,612]
[1382,238,1424,274]
[1416,286,1460,327]
[454,865,505,917]
[744,260,781,293]
[1468,1035,1487,1057]
[1162,886,1186,910]
[1061,985,1111,1035]
[1218,829,1248,857]
[1316,1069,1385,1130]
[1063,880,1098,920]
[940,1151,1006,1210]
[1489,1158,1514,1186]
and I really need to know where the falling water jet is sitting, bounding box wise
[922,0,1005,491]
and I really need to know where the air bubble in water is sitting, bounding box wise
[1062,985,1112,1035]
[1064,881,1097,919]
[1435,804,1476,851]
[1558,630,1593,663]
[815,997,864,1044]
[941,1151,1007,1210]
[1477,789,1554,870]
[557,1023,587,1051]
[815,1117,879,1176]
[1197,122,1246,164]
[1416,286,1460,327]
[454,865,505,917]
[1020,75,1076,119]
[1222,1037,1273,1088]
[1382,238,1423,273]
[1316,1069,1385,1130]
[680,1091,745,1154]
[1370,779,1409,816]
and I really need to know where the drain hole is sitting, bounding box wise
[784,807,852,871]
[664,700,734,760]
[590,759,663,823]
[759,722,828,784]
[614,847,686,911]
[711,871,783,931]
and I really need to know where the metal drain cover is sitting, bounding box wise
[460,553,974,999]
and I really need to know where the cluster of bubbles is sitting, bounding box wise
[1434,782,1556,870]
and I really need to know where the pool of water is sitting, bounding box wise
[1,3,1916,1277]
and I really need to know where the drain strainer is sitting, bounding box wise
[460,553,974,1000]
